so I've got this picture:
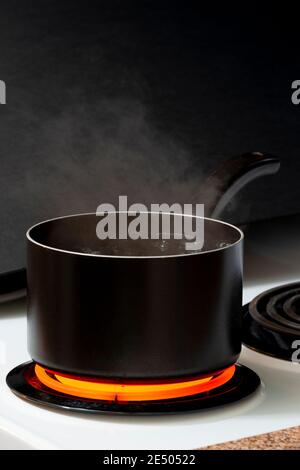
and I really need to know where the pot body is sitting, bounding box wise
[27,215,243,379]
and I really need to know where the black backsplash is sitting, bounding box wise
[0,1,299,271]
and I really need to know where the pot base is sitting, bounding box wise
[6,361,260,415]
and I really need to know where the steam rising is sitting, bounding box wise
[26,97,203,214]
[0,93,208,272]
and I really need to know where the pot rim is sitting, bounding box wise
[26,211,244,259]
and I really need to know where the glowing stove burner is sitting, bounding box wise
[35,364,236,402]
[7,362,261,413]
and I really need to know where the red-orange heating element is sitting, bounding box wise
[35,364,236,402]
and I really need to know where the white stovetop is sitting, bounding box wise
[0,216,300,449]
[0,281,300,450]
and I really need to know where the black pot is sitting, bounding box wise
[26,152,280,380]
[27,214,243,379]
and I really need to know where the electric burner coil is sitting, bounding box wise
[243,282,300,361]
[6,362,260,414]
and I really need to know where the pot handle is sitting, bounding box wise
[197,152,280,219]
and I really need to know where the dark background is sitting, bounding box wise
[0,1,299,272]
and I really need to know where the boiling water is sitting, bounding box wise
[78,238,231,257]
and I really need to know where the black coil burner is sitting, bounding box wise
[243,282,300,361]
[6,361,260,415]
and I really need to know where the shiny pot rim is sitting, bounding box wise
[26,211,244,259]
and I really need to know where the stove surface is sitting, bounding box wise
[0,216,300,449]
[0,283,299,450]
